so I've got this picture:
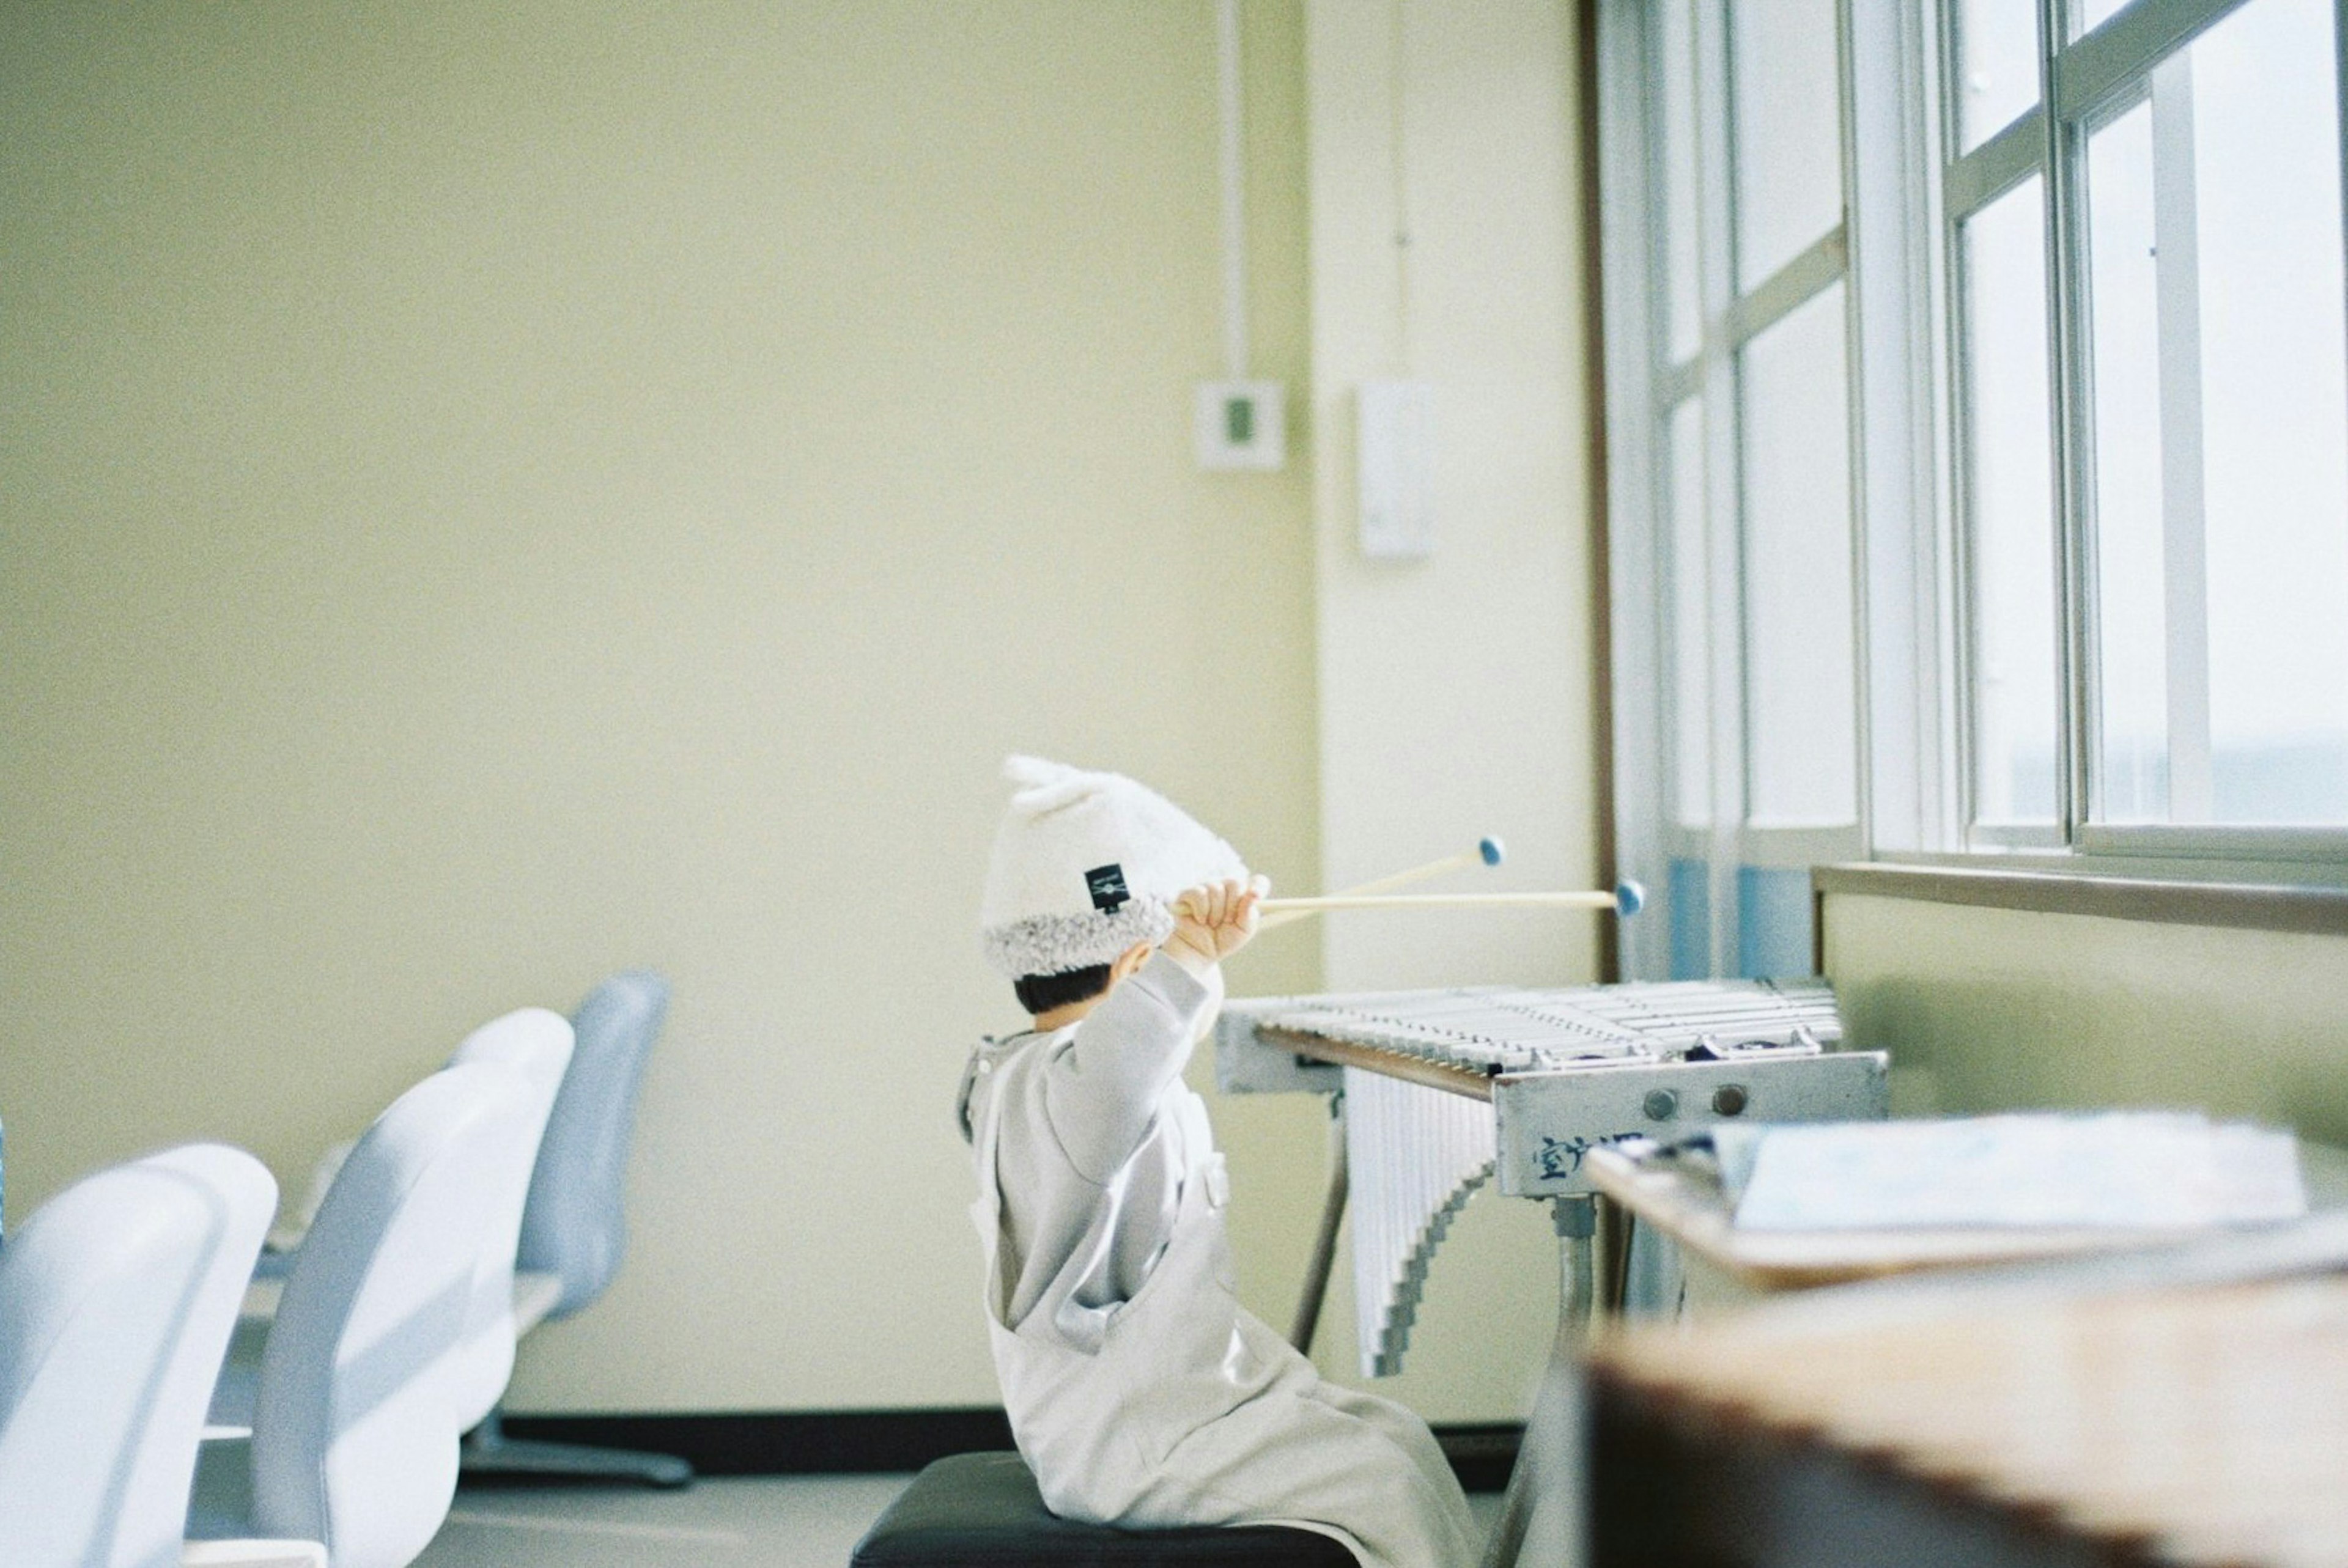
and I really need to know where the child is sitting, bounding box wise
[958,756,1480,1567]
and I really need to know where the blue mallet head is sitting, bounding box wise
[1614,878,1647,917]
[1478,836,1505,867]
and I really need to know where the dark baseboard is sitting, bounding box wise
[485,1410,1523,1491]
[1430,1423,1524,1493]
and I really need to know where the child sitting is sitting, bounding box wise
[958,755,1479,1567]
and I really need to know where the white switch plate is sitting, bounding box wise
[1195,380,1286,471]
[1357,379,1433,559]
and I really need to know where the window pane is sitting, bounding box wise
[1730,0,1843,293]
[2086,100,2167,820]
[1962,175,2059,826]
[2078,0,2131,37]
[1740,282,1857,826]
[1661,0,1703,365]
[2197,0,2348,823]
[1956,0,2040,153]
[1669,397,1711,826]
[2086,0,2348,827]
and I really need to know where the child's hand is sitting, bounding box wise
[1164,875,1269,973]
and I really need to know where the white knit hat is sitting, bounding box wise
[980,755,1246,978]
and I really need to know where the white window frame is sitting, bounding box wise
[1602,0,2348,988]
[1601,0,1941,980]
[2038,0,2348,869]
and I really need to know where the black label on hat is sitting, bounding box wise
[1085,863,1131,913]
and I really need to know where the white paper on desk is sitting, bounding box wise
[1726,1113,2307,1232]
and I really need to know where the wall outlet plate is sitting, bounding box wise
[1195,380,1286,471]
[1357,379,1433,559]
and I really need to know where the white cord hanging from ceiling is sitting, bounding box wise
[1195,0,1286,471]
[1219,0,1249,383]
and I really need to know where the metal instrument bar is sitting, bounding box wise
[1258,1026,1495,1102]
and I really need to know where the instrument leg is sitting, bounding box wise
[1553,1194,1597,1338]
[1598,1195,1634,1316]
[1288,1091,1348,1354]
[1481,1198,1601,1568]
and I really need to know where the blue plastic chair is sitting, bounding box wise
[460,970,692,1487]
[441,1009,574,1433]
[189,1061,538,1568]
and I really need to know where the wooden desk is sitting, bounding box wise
[1587,1213,2348,1568]
[1582,1143,2215,1293]
[1586,1135,2348,1301]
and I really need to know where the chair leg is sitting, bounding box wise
[461,1408,695,1489]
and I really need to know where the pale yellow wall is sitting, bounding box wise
[0,1,1336,1413]
[1824,894,2348,1146]
[1299,0,1600,1422]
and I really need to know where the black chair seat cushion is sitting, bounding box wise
[851,1451,1360,1567]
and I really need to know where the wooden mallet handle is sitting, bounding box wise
[1257,880,1647,918]
[1256,837,1505,932]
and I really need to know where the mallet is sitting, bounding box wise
[1257,879,1648,919]
[1256,837,1506,932]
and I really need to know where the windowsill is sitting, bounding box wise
[1812,860,2348,938]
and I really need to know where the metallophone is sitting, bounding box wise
[1215,976,1891,1377]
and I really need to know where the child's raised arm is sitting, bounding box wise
[1042,875,1267,1181]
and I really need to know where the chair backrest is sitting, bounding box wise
[253,1059,534,1568]
[441,1007,574,1429]
[0,1144,275,1568]
[517,970,670,1317]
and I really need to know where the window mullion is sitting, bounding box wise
[1947,109,2049,221]
[2338,0,2348,444]
[1723,227,1848,346]
[1940,0,1978,847]
[1598,0,1667,979]
[1653,356,1702,408]
[2047,0,2095,847]
[2150,52,2214,820]
[1846,0,1944,853]
[1697,0,1744,978]
[2055,0,2253,119]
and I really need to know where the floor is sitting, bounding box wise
[418,1476,917,1568]
[416,1478,1514,1567]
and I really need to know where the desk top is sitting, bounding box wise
[1584,1143,2205,1290]
[1587,1134,2348,1292]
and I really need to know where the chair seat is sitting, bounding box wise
[851,1452,1359,1567]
